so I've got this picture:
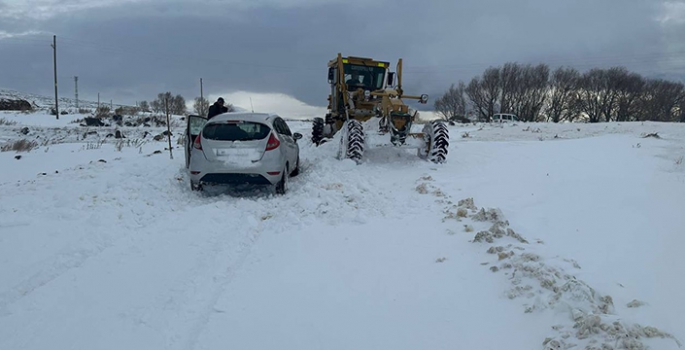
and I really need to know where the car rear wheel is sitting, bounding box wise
[190,180,202,192]
[291,156,300,177]
[275,165,288,195]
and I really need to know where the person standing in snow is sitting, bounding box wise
[207,97,228,119]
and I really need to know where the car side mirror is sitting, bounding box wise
[387,72,395,86]
[293,132,303,140]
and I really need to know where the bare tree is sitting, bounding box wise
[150,92,186,115]
[597,67,628,122]
[453,62,685,124]
[150,93,168,114]
[194,97,209,116]
[576,69,606,123]
[637,79,684,122]
[499,62,521,114]
[150,100,161,113]
[482,67,501,121]
[465,68,501,122]
[679,91,685,123]
[615,72,644,122]
[518,63,550,122]
[171,94,186,115]
[465,77,487,122]
[139,100,150,113]
[546,67,580,123]
[434,82,467,121]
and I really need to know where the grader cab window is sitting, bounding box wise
[343,64,385,90]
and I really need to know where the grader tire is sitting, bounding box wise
[312,117,325,145]
[345,119,364,162]
[418,120,449,163]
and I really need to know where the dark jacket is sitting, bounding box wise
[207,103,228,119]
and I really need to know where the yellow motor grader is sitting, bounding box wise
[311,53,449,163]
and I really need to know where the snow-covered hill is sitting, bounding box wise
[0,88,134,112]
[1,111,683,350]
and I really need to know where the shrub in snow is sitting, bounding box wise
[1,139,38,152]
[627,300,646,308]
[458,197,477,211]
[0,117,18,125]
[83,117,105,127]
[472,207,506,222]
[415,183,429,194]
[472,222,528,244]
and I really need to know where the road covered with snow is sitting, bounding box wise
[1,111,684,349]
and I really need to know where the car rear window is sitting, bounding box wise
[202,122,271,141]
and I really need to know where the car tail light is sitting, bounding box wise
[265,133,280,151]
[267,171,281,175]
[193,133,202,150]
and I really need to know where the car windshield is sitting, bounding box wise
[202,122,271,141]
[343,63,386,90]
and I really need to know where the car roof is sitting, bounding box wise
[208,112,280,124]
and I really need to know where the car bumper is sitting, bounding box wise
[190,169,282,186]
[189,149,284,186]
[196,172,278,185]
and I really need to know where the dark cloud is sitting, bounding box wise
[0,0,680,112]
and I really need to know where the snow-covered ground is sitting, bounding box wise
[1,110,684,350]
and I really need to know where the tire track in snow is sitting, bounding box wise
[0,159,191,315]
[179,151,446,350]
[178,226,263,350]
[0,239,114,316]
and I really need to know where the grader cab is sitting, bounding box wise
[311,53,449,163]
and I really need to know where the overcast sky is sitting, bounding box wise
[1,0,685,118]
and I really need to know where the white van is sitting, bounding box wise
[492,113,520,123]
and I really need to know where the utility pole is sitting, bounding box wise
[164,97,173,160]
[98,93,100,110]
[51,35,59,119]
[200,78,204,116]
[110,100,113,111]
[74,76,79,110]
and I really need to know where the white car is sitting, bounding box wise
[492,113,520,123]
[185,112,302,194]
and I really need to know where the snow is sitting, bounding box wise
[1,110,684,349]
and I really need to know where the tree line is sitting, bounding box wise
[128,93,234,117]
[434,63,685,123]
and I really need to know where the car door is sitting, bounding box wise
[283,119,302,168]
[185,115,207,168]
[273,117,297,170]
[280,119,299,167]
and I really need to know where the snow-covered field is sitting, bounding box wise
[1,110,684,350]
